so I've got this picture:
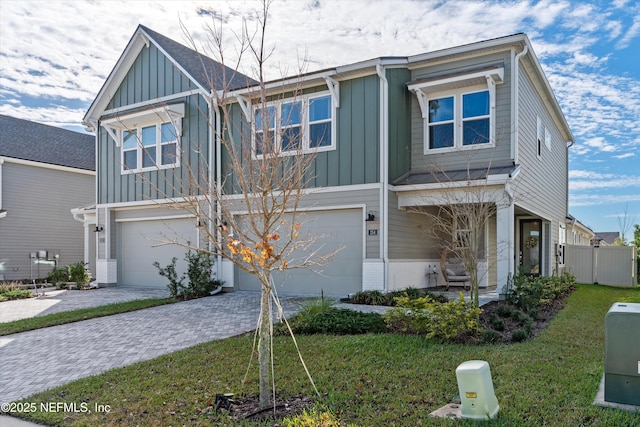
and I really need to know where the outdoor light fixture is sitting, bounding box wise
[94,225,104,232]
[366,211,376,221]
[455,360,499,420]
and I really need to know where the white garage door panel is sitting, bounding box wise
[236,209,362,296]
[119,219,197,287]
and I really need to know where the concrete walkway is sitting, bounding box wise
[0,286,170,323]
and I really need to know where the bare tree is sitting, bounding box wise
[135,1,332,409]
[405,159,513,307]
[615,204,635,246]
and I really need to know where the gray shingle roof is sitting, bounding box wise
[139,25,257,92]
[0,115,95,171]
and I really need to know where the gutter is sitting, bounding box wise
[513,44,528,164]
[376,64,389,292]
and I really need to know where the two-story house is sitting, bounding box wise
[0,115,95,281]
[83,26,573,296]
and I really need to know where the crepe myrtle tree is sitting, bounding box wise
[145,1,332,409]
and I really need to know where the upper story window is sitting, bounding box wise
[101,104,184,175]
[122,122,179,172]
[253,93,334,156]
[428,88,490,150]
[409,67,503,155]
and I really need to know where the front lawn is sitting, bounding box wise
[10,284,640,426]
[0,298,176,336]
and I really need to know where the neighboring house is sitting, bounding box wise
[566,214,594,246]
[592,232,620,246]
[83,26,573,296]
[0,115,95,281]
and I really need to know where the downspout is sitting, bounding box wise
[209,92,223,283]
[0,158,4,214]
[376,64,389,292]
[513,44,528,165]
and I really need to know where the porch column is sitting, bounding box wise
[83,222,90,266]
[496,201,514,296]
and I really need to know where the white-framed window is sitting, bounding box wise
[121,121,179,173]
[544,126,551,151]
[408,67,503,155]
[253,92,334,156]
[426,87,491,151]
[536,116,543,158]
[101,104,184,175]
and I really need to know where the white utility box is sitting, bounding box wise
[605,302,640,406]
[456,360,499,420]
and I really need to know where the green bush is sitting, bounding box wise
[383,293,481,341]
[350,287,443,306]
[67,262,90,285]
[46,267,68,284]
[349,290,387,305]
[153,251,222,300]
[507,272,576,313]
[482,329,502,344]
[489,313,505,331]
[496,303,514,317]
[0,289,33,301]
[512,328,530,342]
[276,299,387,335]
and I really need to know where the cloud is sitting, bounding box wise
[613,152,636,159]
[570,193,640,207]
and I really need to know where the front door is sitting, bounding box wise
[520,219,542,276]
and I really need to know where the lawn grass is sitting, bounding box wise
[12,284,640,426]
[0,298,176,336]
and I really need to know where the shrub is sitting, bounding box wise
[512,328,530,342]
[496,303,515,318]
[47,267,68,284]
[67,262,90,285]
[507,272,576,313]
[482,329,502,344]
[154,251,222,300]
[282,410,344,426]
[277,299,387,335]
[153,257,183,298]
[297,309,386,335]
[489,314,505,331]
[349,290,387,306]
[383,293,481,341]
[0,289,33,301]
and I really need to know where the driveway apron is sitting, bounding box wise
[0,292,301,405]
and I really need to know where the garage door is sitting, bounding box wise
[236,209,363,296]
[119,218,197,287]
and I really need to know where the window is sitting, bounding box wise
[253,93,334,156]
[409,67,503,154]
[544,126,551,151]
[121,121,180,172]
[537,116,543,158]
[426,88,491,151]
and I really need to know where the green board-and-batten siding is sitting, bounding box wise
[107,43,199,109]
[386,68,412,182]
[223,76,381,191]
[97,42,212,205]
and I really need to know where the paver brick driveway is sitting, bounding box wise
[0,291,302,405]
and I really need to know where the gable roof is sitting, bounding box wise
[593,231,620,245]
[84,25,256,127]
[0,115,95,171]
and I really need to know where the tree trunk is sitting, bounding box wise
[258,275,272,408]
